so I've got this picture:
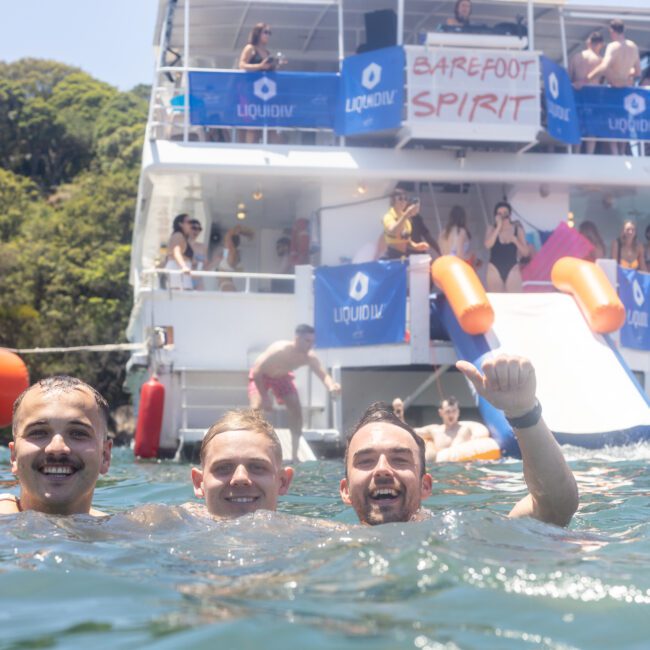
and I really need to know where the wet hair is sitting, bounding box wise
[587,31,604,45]
[440,396,459,409]
[173,213,189,233]
[344,402,426,478]
[454,0,472,23]
[609,19,624,34]
[200,408,282,466]
[249,23,269,47]
[12,376,110,438]
[494,201,512,219]
[295,323,315,336]
[444,205,471,239]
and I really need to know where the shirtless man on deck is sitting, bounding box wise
[0,377,112,516]
[569,31,604,154]
[587,19,642,154]
[415,396,489,463]
[249,324,341,462]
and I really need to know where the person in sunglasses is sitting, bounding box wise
[382,190,429,260]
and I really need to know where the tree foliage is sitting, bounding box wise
[0,59,149,440]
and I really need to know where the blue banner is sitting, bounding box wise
[188,71,338,128]
[335,46,405,136]
[314,261,407,347]
[575,86,650,140]
[541,56,581,145]
[618,267,650,350]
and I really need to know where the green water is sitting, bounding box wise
[1,445,650,650]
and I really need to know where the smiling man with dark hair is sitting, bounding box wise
[341,355,579,527]
[1,377,112,516]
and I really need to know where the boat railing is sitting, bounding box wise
[148,67,340,147]
[140,268,296,294]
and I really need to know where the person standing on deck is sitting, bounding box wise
[248,324,341,462]
[569,31,604,154]
[587,20,641,155]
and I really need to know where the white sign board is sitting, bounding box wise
[404,46,541,142]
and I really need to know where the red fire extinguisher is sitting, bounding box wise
[134,375,165,458]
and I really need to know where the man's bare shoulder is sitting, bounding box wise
[0,495,20,515]
[415,425,438,440]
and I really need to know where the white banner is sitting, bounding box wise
[404,46,541,142]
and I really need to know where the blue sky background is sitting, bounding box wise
[1,0,159,90]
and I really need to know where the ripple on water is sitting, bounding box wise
[1,446,650,649]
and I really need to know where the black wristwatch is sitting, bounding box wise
[505,400,542,429]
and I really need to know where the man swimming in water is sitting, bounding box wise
[340,355,578,527]
[189,409,294,518]
[415,396,489,463]
[0,377,112,516]
[249,324,341,462]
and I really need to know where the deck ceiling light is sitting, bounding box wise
[236,202,247,220]
[356,183,368,195]
[252,189,263,201]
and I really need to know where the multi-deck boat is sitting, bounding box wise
[126,0,650,460]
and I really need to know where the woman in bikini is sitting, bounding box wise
[611,220,647,271]
[484,201,529,292]
[438,205,472,260]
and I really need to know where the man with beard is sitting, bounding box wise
[340,355,578,527]
[0,377,112,516]
[189,409,294,518]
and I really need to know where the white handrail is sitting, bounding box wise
[142,268,296,293]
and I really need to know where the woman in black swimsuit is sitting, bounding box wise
[484,201,529,292]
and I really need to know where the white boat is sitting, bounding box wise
[126,0,650,460]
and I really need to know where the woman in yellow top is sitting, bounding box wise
[611,220,647,271]
[382,190,430,259]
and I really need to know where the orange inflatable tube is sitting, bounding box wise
[431,255,494,335]
[436,437,502,463]
[551,257,625,333]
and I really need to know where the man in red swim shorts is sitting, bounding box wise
[248,324,341,462]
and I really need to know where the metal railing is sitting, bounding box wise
[141,268,296,294]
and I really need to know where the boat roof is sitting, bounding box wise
[154,0,650,70]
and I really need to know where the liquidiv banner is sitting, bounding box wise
[335,46,405,136]
[188,71,338,128]
[404,46,540,141]
[618,267,650,351]
[575,86,650,141]
[541,56,581,145]
[314,261,407,348]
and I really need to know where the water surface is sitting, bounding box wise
[1,446,649,650]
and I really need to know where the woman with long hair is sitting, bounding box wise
[578,220,607,261]
[611,220,647,271]
[238,23,276,73]
[484,201,528,292]
[438,205,471,259]
[165,213,194,290]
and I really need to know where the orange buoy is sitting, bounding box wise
[551,257,625,333]
[431,255,494,335]
[0,349,29,427]
[134,375,165,458]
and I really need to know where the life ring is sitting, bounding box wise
[435,436,502,462]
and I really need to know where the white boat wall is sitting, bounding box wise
[127,0,650,458]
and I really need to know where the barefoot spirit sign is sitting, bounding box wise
[404,46,540,142]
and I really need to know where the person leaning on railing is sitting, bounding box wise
[165,213,194,290]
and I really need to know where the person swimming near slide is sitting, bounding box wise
[415,396,492,463]
[188,409,294,518]
[340,355,578,527]
[0,377,112,516]
[484,201,529,292]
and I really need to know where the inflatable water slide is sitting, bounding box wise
[432,257,650,457]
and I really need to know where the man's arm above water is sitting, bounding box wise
[457,355,579,527]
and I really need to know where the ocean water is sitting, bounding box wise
[1,445,650,650]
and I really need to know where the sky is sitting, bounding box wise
[1,0,160,90]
